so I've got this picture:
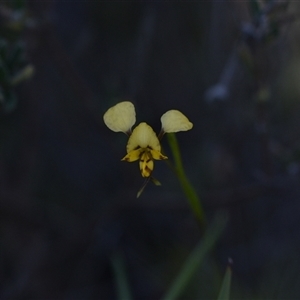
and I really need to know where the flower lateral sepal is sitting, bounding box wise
[121,149,143,162]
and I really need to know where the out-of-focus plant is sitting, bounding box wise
[205,0,292,103]
[245,0,289,43]
[162,212,227,300]
[217,263,232,300]
[239,0,291,73]
[111,212,228,300]
[0,0,34,113]
[111,252,133,300]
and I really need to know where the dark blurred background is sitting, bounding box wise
[1,0,300,299]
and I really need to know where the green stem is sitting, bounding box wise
[167,133,206,226]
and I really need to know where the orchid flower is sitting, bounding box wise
[103,101,193,196]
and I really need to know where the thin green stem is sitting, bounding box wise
[167,133,206,226]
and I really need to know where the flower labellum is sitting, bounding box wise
[122,122,167,177]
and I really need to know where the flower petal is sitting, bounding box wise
[127,122,161,153]
[161,110,193,133]
[121,148,143,162]
[103,101,136,133]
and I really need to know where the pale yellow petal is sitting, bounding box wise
[161,110,193,133]
[103,101,136,133]
[126,122,161,153]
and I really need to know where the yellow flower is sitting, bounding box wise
[103,101,193,179]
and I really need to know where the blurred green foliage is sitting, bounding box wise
[162,213,227,300]
[0,0,33,113]
[217,265,232,300]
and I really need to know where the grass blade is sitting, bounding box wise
[162,212,228,300]
[217,263,232,300]
[111,252,133,300]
